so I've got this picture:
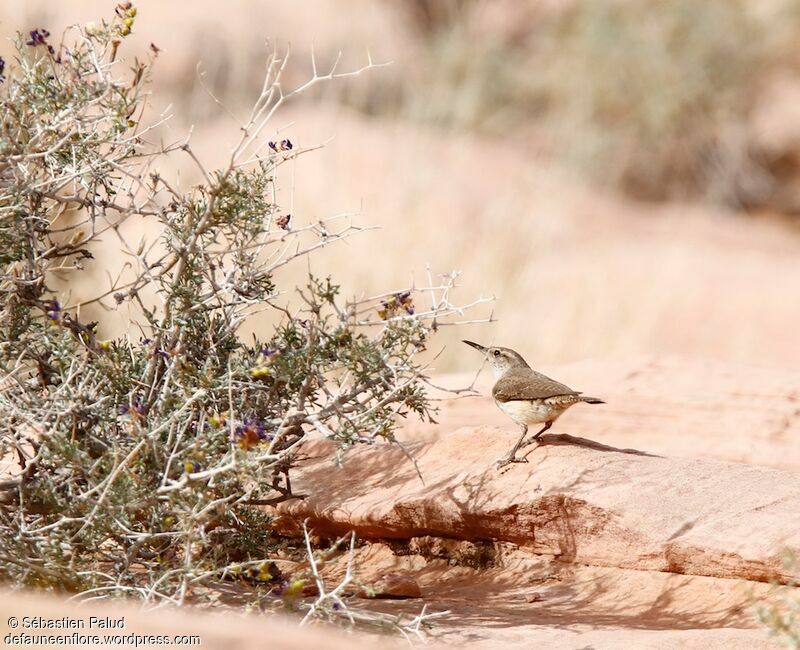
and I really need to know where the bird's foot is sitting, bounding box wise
[496,456,527,468]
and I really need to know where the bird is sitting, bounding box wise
[463,340,605,466]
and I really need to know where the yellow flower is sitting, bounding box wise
[183,461,200,474]
[258,562,276,582]
[208,413,226,428]
[282,578,305,598]
[250,366,271,379]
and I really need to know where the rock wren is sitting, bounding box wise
[463,340,605,466]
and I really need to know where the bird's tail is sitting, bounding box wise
[581,396,605,404]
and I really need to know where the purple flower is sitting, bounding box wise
[133,400,149,416]
[396,291,414,314]
[119,395,148,417]
[139,337,167,358]
[26,29,61,62]
[46,300,61,321]
[234,418,266,438]
[233,418,270,450]
[232,418,274,449]
[26,29,50,47]
[377,290,414,319]
[260,347,277,358]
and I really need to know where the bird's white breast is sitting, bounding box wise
[495,399,563,425]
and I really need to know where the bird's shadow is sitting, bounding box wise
[532,433,662,458]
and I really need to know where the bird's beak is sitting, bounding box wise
[462,340,487,354]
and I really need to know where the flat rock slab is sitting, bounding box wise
[275,428,800,583]
[401,356,800,472]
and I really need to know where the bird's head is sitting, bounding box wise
[462,340,530,377]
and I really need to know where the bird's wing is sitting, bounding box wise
[491,369,578,402]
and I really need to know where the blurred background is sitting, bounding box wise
[2,0,800,372]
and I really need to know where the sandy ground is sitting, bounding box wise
[322,544,780,649]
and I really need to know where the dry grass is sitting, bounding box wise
[2,0,800,372]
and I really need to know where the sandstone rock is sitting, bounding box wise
[401,356,800,472]
[361,572,422,599]
[408,536,498,568]
[273,428,800,584]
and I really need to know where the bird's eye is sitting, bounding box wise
[493,350,500,357]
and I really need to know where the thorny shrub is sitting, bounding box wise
[757,554,800,649]
[0,6,487,619]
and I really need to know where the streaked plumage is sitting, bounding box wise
[491,368,577,403]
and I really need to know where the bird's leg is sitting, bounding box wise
[521,421,553,450]
[528,421,553,444]
[497,424,528,466]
